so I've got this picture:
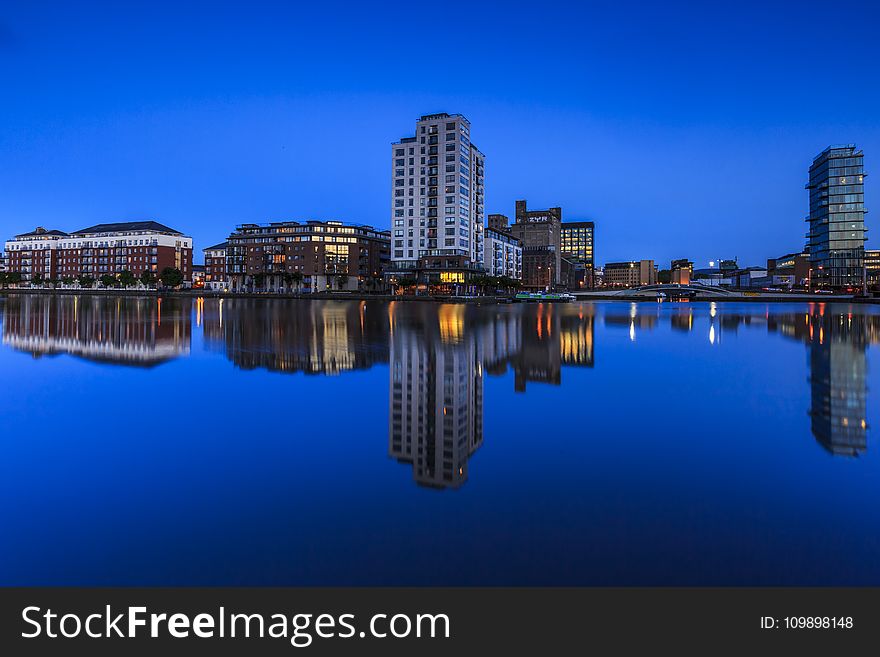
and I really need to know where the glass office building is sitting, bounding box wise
[806,145,867,289]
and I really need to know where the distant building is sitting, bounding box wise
[487,213,509,231]
[3,222,193,283]
[692,268,735,286]
[806,145,867,289]
[509,200,562,288]
[734,266,769,288]
[603,260,656,287]
[203,242,228,291]
[767,251,810,288]
[560,221,595,287]
[484,226,522,280]
[866,249,880,288]
[226,220,390,293]
[390,113,485,273]
[671,259,693,285]
[192,264,206,288]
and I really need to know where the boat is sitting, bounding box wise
[515,292,575,303]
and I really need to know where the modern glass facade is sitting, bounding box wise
[806,145,867,289]
[560,221,594,268]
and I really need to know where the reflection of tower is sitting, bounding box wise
[514,304,561,391]
[389,308,483,489]
[808,313,868,456]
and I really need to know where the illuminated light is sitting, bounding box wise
[709,324,716,345]
[862,420,867,429]
[629,321,635,342]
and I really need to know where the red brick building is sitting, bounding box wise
[4,221,193,283]
[226,220,390,293]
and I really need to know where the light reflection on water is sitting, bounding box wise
[0,294,878,585]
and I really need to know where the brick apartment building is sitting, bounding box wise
[225,220,390,292]
[4,221,193,282]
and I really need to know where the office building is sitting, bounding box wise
[603,260,656,287]
[560,221,595,287]
[388,113,485,284]
[806,145,867,289]
[670,259,693,285]
[866,249,879,287]
[484,226,522,280]
[767,251,810,288]
[225,219,389,293]
[3,221,193,282]
[509,200,562,288]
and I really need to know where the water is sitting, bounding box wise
[1,294,878,586]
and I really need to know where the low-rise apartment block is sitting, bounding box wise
[3,221,193,282]
[226,219,390,293]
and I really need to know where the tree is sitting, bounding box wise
[397,276,417,293]
[139,270,157,287]
[159,267,184,289]
[336,273,349,290]
[100,274,118,288]
[77,274,95,289]
[61,276,76,287]
[118,270,137,288]
[7,272,23,287]
[48,277,61,289]
[291,271,304,293]
[31,272,45,287]
[251,272,266,291]
[658,269,672,284]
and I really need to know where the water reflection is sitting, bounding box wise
[0,294,190,366]
[0,295,875,470]
[202,298,389,375]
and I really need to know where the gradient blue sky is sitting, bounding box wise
[1,0,877,266]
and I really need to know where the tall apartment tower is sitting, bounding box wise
[806,145,867,289]
[391,113,485,270]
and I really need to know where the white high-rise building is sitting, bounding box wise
[390,113,485,275]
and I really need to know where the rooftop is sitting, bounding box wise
[72,221,184,235]
[14,227,69,239]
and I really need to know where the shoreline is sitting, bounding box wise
[1,288,878,304]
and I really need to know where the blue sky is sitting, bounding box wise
[1,0,877,266]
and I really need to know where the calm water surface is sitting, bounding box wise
[1,294,878,585]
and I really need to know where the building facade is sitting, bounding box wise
[389,113,485,282]
[560,221,594,287]
[806,145,867,289]
[203,242,228,291]
[767,251,810,288]
[670,259,693,285]
[484,226,523,280]
[603,260,656,287]
[866,249,880,288]
[225,220,390,293]
[509,200,562,288]
[3,222,193,283]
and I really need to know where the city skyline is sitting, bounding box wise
[1,2,877,268]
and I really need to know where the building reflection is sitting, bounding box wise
[389,304,483,489]
[768,307,874,457]
[202,298,388,375]
[0,294,190,366]
[387,302,596,488]
[666,303,875,457]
